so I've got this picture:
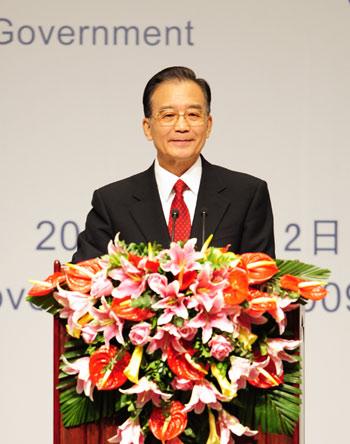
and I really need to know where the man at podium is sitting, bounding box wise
[73,66,275,262]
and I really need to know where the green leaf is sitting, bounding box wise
[115,393,132,412]
[180,411,210,444]
[26,293,61,316]
[193,336,212,359]
[202,247,238,269]
[234,366,302,436]
[130,292,153,309]
[143,359,173,392]
[59,388,118,427]
[274,259,331,281]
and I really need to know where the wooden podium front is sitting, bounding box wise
[54,318,117,444]
[53,311,301,444]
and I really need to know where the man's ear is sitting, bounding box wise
[206,115,213,138]
[142,118,153,141]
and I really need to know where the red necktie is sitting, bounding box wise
[168,179,191,242]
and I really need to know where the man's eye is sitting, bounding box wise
[161,113,176,120]
[187,112,201,119]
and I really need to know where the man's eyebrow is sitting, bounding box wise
[157,104,205,112]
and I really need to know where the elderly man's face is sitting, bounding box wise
[143,80,212,175]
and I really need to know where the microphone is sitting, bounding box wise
[200,208,207,247]
[170,209,179,243]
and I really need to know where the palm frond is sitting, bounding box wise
[235,366,301,436]
[26,293,61,315]
[59,338,87,364]
[59,386,118,427]
[274,259,330,281]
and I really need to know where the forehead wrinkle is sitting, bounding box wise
[157,104,205,112]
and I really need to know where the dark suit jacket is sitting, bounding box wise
[72,157,274,262]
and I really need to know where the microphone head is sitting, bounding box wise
[201,207,208,216]
[171,209,179,218]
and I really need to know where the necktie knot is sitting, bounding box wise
[174,179,188,196]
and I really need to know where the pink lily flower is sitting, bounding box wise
[54,285,95,337]
[107,233,127,257]
[54,285,93,315]
[217,409,258,443]
[171,377,195,391]
[119,376,172,408]
[160,238,202,276]
[90,270,114,298]
[189,263,227,313]
[147,273,168,294]
[187,309,234,344]
[108,417,145,444]
[150,279,188,324]
[268,296,296,335]
[86,296,125,345]
[61,356,94,401]
[266,338,300,375]
[146,324,186,360]
[183,379,228,414]
[109,256,147,299]
[228,356,269,392]
[80,324,99,344]
[155,300,188,325]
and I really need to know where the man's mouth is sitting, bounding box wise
[169,139,194,144]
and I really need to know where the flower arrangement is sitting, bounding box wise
[27,235,330,444]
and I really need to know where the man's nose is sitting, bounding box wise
[174,113,190,131]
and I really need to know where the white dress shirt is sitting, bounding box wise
[154,156,202,224]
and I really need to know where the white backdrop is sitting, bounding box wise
[1,1,349,443]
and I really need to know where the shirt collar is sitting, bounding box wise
[154,156,202,202]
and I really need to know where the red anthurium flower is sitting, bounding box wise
[149,400,187,442]
[246,289,277,314]
[247,354,283,389]
[166,439,183,444]
[127,253,142,267]
[249,294,277,312]
[240,253,278,284]
[223,267,249,305]
[167,345,207,381]
[280,274,328,301]
[145,259,160,273]
[279,274,302,292]
[89,345,130,390]
[111,296,155,321]
[28,271,66,297]
[65,258,102,293]
[179,270,198,291]
[298,282,327,301]
[247,288,268,301]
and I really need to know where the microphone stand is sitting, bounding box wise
[201,208,207,248]
[170,209,179,243]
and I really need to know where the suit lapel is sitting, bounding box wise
[191,157,230,245]
[129,165,171,247]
